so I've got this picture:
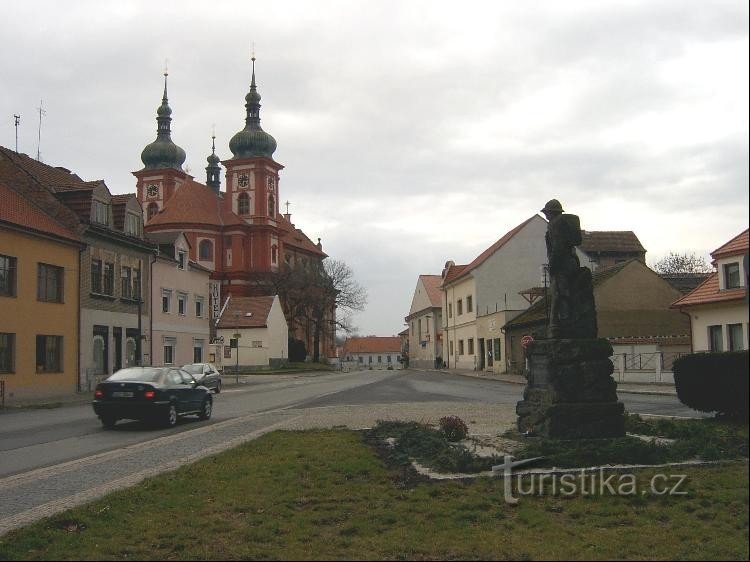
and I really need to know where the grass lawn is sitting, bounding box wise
[0,430,747,561]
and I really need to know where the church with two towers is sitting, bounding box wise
[133,58,334,359]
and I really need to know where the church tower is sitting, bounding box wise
[223,55,284,272]
[133,71,189,223]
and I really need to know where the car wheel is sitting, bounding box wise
[164,404,178,428]
[101,415,117,429]
[199,398,212,420]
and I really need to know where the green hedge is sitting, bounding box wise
[673,351,749,418]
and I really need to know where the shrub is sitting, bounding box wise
[673,351,749,419]
[439,416,469,442]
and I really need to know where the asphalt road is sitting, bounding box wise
[0,368,704,535]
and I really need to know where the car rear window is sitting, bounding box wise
[107,368,164,383]
[183,365,203,375]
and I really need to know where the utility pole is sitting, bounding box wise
[36,100,46,161]
[13,115,20,152]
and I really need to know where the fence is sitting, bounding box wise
[610,352,686,384]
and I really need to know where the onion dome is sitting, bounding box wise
[229,56,277,159]
[141,73,187,170]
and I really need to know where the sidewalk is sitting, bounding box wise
[416,367,677,396]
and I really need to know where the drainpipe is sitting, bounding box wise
[76,248,82,392]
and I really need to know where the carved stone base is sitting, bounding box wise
[516,338,625,439]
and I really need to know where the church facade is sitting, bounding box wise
[133,59,334,360]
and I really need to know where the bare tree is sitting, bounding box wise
[652,251,713,274]
[270,258,367,362]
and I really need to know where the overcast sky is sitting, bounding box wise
[2,0,748,336]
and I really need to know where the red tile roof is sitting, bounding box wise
[277,215,327,257]
[420,274,443,307]
[441,216,537,286]
[711,229,749,260]
[216,296,277,329]
[580,231,646,255]
[147,180,245,228]
[343,336,401,354]
[671,272,746,308]
[0,181,81,244]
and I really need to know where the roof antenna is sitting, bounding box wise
[13,114,20,152]
[36,100,46,161]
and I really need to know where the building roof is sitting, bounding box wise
[660,272,712,295]
[420,274,443,307]
[711,228,749,260]
[0,147,86,235]
[147,180,245,228]
[277,215,327,257]
[442,216,538,286]
[671,272,746,308]
[0,181,81,244]
[580,231,646,255]
[343,336,402,354]
[216,295,276,329]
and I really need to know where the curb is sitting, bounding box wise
[413,368,678,396]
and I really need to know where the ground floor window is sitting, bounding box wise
[93,325,109,375]
[728,324,744,351]
[708,325,723,352]
[36,335,63,372]
[467,338,474,355]
[458,340,464,355]
[164,338,176,365]
[0,333,15,373]
[194,340,204,363]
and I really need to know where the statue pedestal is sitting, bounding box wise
[516,338,625,438]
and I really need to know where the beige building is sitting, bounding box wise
[149,232,212,367]
[0,176,83,403]
[441,215,549,372]
[405,275,444,368]
[216,295,289,369]
[505,259,692,373]
[342,336,403,370]
[672,229,749,352]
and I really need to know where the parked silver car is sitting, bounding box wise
[181,363,222,393]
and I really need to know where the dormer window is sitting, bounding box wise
[125,213,142,237]
[723,262,741,289]
[92,200,110,226]
[177,251,186,270]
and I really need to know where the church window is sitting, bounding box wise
[271,245,278,265]
[147,203,159,221]
[238,192,250,215]
[199,240,213,261]
[268,195,275,217]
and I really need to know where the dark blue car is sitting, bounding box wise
[93,367,212,429]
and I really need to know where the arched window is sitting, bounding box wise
[147,202,159,221]
[268,195,275,217]
[271,244,278,264]
[93,335,105,375]
[199,240,213,261]
[238,192,250,215]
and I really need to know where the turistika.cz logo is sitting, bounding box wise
[493,455,688,505]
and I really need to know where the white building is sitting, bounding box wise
[216,295,289,369]
[405,275,444,368]
[673,229,749,352]
[441,215,549,373]
[342,336,403,370]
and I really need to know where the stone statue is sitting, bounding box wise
[516,200,624,438]
[541,200,597,339]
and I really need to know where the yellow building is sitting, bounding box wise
[0,177,83,404]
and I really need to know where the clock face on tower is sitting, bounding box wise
[146,184,158,198]
[238,174,249,188]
